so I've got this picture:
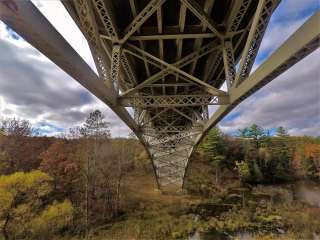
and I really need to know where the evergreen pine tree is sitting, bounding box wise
[202,127,226,183]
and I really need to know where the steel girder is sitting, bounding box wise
[1,0,319,191]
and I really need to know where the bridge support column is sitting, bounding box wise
[143,127,202,191]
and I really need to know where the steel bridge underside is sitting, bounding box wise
[0,0,319,191]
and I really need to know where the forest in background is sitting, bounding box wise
[0,110,319,240]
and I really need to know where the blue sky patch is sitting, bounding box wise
[36,122,64,136]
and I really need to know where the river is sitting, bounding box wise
[189,181,320,240]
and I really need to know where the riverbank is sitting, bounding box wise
[61,174,320,240]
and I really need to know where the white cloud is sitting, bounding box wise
[257,17,307,61]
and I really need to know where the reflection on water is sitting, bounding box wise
[295,181,320,207]
[189,231,229,240]
[190,230,320,240]
[189,231,256,240]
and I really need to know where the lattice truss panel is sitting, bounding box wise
[146,128,202,187]
[58,0,319,190]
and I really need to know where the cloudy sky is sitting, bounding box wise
[0,0,319,137]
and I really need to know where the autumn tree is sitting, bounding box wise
[0,118,47,174]
[302,156,318,180]
[223,137,245,171]
[79,109,111,199]
[40,140,79,200]
[30,200,73,238]
[300,143,320,179]
[0,171,73,240]
[69,110,114,235]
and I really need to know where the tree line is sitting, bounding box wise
[204,124,319,183]
[185,124,320,195]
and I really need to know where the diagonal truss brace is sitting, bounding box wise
[180,0,223,39]
[222,40,236,89]
[234,0,281,87]
[121,41,221,96]
[92,0,119,42]
[73,0,112,87]
[123,43,227,96]
[122,0,167,43]
[92,0,138,87]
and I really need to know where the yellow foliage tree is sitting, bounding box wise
[31,200,74,238]
[0,171,73,240]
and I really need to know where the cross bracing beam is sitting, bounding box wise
[91,0,139,88]
[120,95,229,108]
[129,32,215,41]
[120,41,221,96]
[151,147,192,158]
[123,48,163,69]
[123,43,227,96]
[140,108,170,127]
[125,44,226,95]
[171,108,194,122]
[180,0,223,39]
[122,0,167,43]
